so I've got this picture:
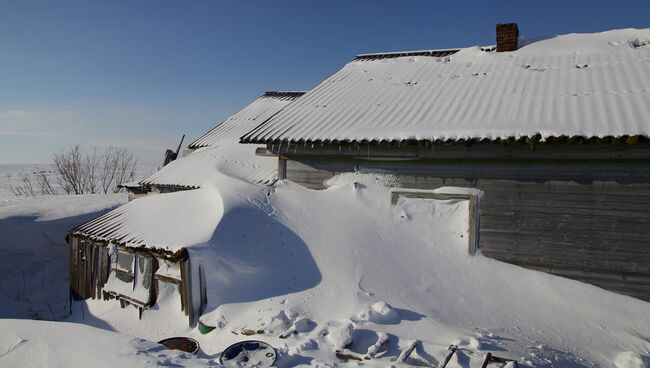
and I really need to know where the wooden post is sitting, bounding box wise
[278,157,287,180]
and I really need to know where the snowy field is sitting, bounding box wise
[0,163,158,203]
[1,169,649,367]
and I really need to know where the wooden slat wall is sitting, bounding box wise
[68,238,114,301]
[70,237,80,299]
[283,156,650,301]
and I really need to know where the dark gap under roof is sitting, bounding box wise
[354,49,460,61]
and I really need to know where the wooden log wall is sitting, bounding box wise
[283,156,650,301]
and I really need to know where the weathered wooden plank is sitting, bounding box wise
[480,205,649,219]
[480,212,650,228]
[481,195,650,212]
[278,158,287,180]
[480,234,650,255]
[272,142,650,160]
[481,253,650,273]
[480,219,650,240]
[479,255,650,275]
[476,181,650,197]
[69,237,79,299]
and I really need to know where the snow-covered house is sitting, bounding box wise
[241,25,650,301]
[67,91,304,323]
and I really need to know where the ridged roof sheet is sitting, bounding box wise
[242,29,650,144]
[189,91,304,149]
[71,187,223,252]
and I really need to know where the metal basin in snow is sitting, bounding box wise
[158,337,200,354]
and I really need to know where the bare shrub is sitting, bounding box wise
[36,171,57,195]
[82,147,100,194]
[99,147,137,194]
[8,172,36,196]
[53,145,137,195]
[54,145,84,194]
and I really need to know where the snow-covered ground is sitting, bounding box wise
[1,169,649,367]
[0,319,218,367]
[0,163,157,322]
[1,27,650,366]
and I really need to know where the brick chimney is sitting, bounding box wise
[496,23,519,52]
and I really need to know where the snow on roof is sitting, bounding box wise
[242,29,650,144]
[140,92,304,188]
[71,187,223,252]
[189,91,305,149]
[140,143,277,188]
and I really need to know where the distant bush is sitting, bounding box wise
[54,145,137,194]
[9,145,137,196]
[8,170,57,196]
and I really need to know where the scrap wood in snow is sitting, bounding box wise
[396,339,420,362]
[440,345,459,368]
[365,332,390,358]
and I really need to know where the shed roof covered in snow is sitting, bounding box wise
[70,187,223,252]
[189,91,305,149]
[241,29,650,145]
[140,91,304,188]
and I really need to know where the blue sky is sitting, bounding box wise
[1,0,648,164]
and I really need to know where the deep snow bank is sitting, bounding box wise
[2,172,649,367]
[87,172,649,367]
[0,193,125,221]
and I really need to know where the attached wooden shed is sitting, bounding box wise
[240,29,650,300]
[68,187,221,324]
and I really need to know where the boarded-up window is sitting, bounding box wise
[103,250,153,307]
[154,258,182,284]
[116,251,135,274]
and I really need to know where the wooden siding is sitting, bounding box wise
[68,236,198,325]
[69,238,110,300]
[282,155,650,301]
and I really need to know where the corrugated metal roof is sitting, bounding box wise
[241,29,650,144]
[71,187,223,252]
[189,91,305,149]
